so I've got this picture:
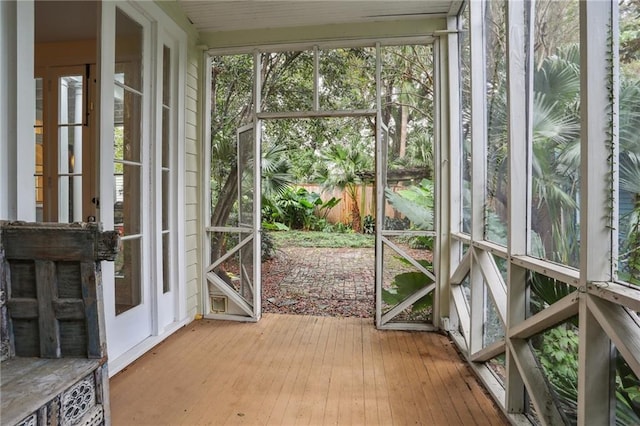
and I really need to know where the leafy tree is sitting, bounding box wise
[210,53,307,259]
[620,0,640,78]
[380,45,434,168]
[314,143,373,232]
[261,143,294,199]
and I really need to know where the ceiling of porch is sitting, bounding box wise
[178,1,462,33]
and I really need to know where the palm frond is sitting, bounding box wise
[620,152,640,194]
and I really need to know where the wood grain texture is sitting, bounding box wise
[0,249,9,361]
[36,260,61,358]
[81,261,102,358]
[0,221,119,262]
[0,221,113,424]
[110,314,508,426]
[0,357,101,426]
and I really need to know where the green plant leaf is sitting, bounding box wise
[382,271,433,313]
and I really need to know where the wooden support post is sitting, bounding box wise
[577,1,616,424]
[505,0,529,414]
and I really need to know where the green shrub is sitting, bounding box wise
[262,187,341,231]
[363,214,375,234]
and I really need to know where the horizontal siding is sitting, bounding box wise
[185,218,197,236]
[185,137,197,154]
[184,43,200,319]
[186,96,197,114]
[186,204,198,223]
[186,85,197,103]
[185,187,198,205]
[186,234,198,252]
[186,171,198,187]
[185,109,197,128]
[186,122,197,141]
[185,152,198,171]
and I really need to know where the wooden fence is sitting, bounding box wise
[299,184,402,225]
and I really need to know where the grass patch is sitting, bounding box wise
[268,230,374,248]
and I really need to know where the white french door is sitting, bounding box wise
[154,34,179,332]
[205,124,262,321]
[100,2,153,361]
[100,2,186,366]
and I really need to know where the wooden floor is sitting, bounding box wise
[110,314,508,426]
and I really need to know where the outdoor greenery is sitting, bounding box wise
[382,178,435,317]
[477,0,640,280]
[261,186,340,231]
[208,3,640,421]
[529,272,640,424]
[268,230,374,249]
[210,45,434,254]
[314,143,372,232]
[467,1,640,424]
[384,179,433,230]
[382,258,433,316]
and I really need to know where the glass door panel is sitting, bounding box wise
[157,40,176,332]
[113,7,144,315]
[34,67,94,223]
[34,78,44,221]
[57,74,84,223]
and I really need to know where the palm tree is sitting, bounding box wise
[618,79,640,285]
[315,143,373,232]
[524,47,640,423]
[261,143,294,199]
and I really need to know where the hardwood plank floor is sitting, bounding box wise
[110,314,508,426]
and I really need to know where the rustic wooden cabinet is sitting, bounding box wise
[0,222,118,426]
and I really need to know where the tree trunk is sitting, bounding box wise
[350,197,362,233]
[210,164,239,261]
[399,103,408,158]
[347,184,362,233]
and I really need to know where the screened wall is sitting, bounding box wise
[445,1,640,424]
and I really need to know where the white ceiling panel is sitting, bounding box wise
[178,1,461,33]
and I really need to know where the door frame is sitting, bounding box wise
[153,25,188,336]
[204,41,440,331]
[99,0,188,375]
[36,65,97,224]
[99,1,154,362]
[203,122,262,322]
